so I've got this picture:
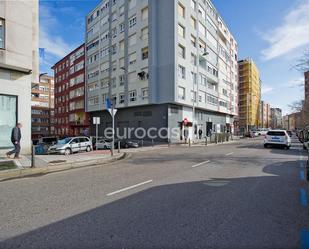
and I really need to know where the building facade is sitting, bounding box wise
[260,100,271,128]
[52,44,90,137]
[238,58,261,132]
[31,75,55,141]
[85,0,238,142]
[270,107,282,129]
[0,1,39,153]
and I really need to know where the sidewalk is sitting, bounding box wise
[0,151,125,181]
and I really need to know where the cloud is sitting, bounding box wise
[261,0,309,60]
[261,84,274,95]
[39,4,77,59]
[287,77,304,88]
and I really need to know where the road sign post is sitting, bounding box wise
[106,99,117,156]
[93,117,100,150]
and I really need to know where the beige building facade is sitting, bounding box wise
[0,0,39,153]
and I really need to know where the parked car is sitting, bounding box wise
[48,137,93,155]
[115,140,139,149]
[264,130,291,149]
[96,139,112,150]
[35,142,50,155]
[38,136,58,145]
[287,130,293,137]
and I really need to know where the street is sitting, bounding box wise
[1,137,309,249]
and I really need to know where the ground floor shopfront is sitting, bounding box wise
[0,69,32,154]
[89,104,234,143]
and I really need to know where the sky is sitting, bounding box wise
[39,0,309,115]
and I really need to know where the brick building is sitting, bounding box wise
[52,44,90,137]
[31,74,54,140]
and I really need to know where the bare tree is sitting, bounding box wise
[293,50,309,72]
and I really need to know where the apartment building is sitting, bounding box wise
[238,58,261,132]
[260,100,271,128]
[270,107,282,129]
[52,44,90,137]
[85,0,238,141]
[31,75,55,141]
[0,1,39,153]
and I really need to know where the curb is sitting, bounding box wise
[0,153,127,182]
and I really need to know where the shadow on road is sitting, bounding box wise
[1,160,306,249]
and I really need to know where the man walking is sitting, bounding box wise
[6,123,22,159]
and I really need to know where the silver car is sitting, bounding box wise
[48,137,93,155]
[96,139,112,150]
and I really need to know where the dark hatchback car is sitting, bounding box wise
[115,140,139,149]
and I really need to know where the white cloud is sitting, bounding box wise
[39,5,76,59]
[287,77,304,88]
[261,84,274,95]
[261,0,309,60]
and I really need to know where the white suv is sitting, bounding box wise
[264,130,291,149]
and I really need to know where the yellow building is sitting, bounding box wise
[238,59,261,132]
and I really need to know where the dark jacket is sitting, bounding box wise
[11,127,21,143]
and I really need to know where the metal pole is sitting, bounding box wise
[96,122,98,151]
[112,107,115,156]
[31,142,35,168]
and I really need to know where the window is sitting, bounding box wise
[207,31,218,49]
[178,86,185,100]
[129,34,137,46]
[191,53,197,66]
[119,93,125,104]
[191,72,197,84]
[0,19,5,49]
[88,96,99,106]
[129,52,137,65]
[142,88,149,99]
[178,24,185,38]
[190,16,196,29]
[119,23,125,33]
[199,22,206,37]
[142,47,149,60]
[129,90,137,102]
[0,95,17,148]
[178,44,185,59]
[141,27,149,40]
[191,0,196,10]
[178,65,186,79]
[119,75,125,86]
[191,35,196,47]
[129,16,137,28]
[200,73,207,86]
[191,91,197,102]
[141,7,148,20]
[178,3,185,18]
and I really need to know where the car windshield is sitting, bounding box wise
[267,131,285,136]
[57,138,71,145]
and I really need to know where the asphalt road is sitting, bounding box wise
[1,137,309,249]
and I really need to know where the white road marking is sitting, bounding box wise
[192,160,211,168]
[225,152,234,156]
[107,180,153,196]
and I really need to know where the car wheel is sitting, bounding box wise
[86,146,91,152]
[264,144,268,148]
[64,148,71,156]
[303,145,307,150]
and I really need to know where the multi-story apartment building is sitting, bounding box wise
[238,58,261,132]
[52,44,90,137]
[305,71,309,102]
[31,75,55,141]
[0,1,39,153]
[260,100,271,128]
[270,107,282,129]
[85,0,238,142]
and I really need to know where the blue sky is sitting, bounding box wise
[39,0,309,114]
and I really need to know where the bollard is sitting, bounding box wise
[168,139,171,147]
[118,141,120,153]
[152,139,154,147]
[189,138,191,147]
[141,140,144,148]
[215,134,218,144]
[31,142,35,168]
[205,136,208,146]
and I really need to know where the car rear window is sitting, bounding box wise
[267,131,285,136]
